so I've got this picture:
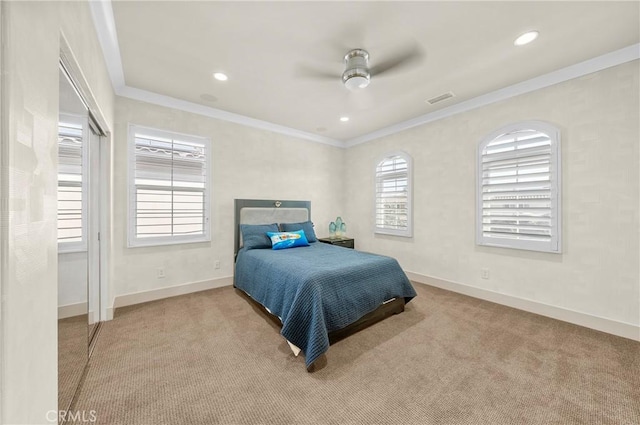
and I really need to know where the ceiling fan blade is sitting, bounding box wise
[326,23,368,56]
[293,64,338,81]
[370,43,425,77]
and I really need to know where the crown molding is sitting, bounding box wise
[88,0,125,89]
[90,1,639,150]
[345,43,640,147]
[118,86,345,147]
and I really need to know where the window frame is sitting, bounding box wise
[57,113,89,254]
[374,150,413,238]
[127,124,212,248]
[476,121,561,253]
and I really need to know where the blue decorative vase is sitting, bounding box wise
[329,221,337,237]
[335,217,343,236]
[340,222,346,234]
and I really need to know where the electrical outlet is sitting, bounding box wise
[157,267,165,279]
[214,260,220,270]
[481,268,490,280]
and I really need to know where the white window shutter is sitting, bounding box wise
[57,122,85,249]
[375,152,412,237]
[477,122,561,253]
[128,125,211,247]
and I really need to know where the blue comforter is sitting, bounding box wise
[234,242,417,368]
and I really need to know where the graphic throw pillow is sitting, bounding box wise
[266,229,310,250]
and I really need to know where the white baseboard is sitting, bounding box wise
[112,276,234,311]
[405,271,640,342]
[58,302,88,320]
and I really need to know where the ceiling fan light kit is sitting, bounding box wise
[342,49,371,90]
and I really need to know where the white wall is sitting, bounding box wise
[58,253,87,308]
[345,60,640,336]
[0,2,636,422]
[0,1,114,423]
[0,4,4,422]
[111,97,344,304]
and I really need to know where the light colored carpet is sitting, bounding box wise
[58,314,88,411]
[73,283,639,424]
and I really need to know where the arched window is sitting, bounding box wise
[375,151,412,237]
[477,121,561,253]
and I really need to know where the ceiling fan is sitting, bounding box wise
[297,43,424,91]
[342,49,371,90]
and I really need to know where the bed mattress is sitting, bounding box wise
[234,242,417,367]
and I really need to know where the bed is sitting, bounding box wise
[233,199,417,370]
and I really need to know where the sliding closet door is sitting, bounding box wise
[87,122,102,347]
[57,65,89,411]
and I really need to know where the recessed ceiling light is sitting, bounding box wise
[213,72,228,81]
[514,31,539,46]
[340,116,349,122]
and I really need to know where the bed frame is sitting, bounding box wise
[233,199,406,370]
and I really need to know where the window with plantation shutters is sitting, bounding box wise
[58,121,86,251]
[477,122,561,253]
[375,152,412,237]
[128,125,211,247]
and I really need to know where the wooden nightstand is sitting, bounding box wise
[318,237,355,249]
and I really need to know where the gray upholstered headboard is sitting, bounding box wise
[234,199,311,260]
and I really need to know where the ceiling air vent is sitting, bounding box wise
[426,91,455,105]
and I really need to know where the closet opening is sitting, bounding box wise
[57,60,106,415]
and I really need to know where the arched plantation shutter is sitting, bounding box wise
[477,122,561,253]
[375,152,412,237]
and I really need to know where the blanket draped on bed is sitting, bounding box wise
[234,242,417,368]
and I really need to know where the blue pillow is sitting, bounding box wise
[240,223,279,250]
[280,221,318,243]
[266,230,310,250]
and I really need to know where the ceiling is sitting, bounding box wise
[106,1,640,143]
